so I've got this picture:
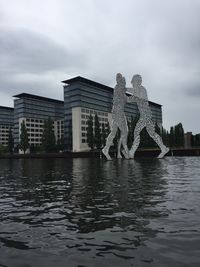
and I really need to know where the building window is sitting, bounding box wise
[82,139,86,143]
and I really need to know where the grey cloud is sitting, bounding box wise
[0,26,88,98]
[0,0,200,134]
[185,86,200,97]
[0,27,86,74]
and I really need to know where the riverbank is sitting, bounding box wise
[0,147,200,159]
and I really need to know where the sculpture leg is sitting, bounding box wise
[129,119,145,159]
[102,123,118,160]
[117,137,122,158]
[146,122,169,158]
[119,118,129,159]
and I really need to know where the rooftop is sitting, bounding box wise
[62,76,161,107]
[0,106,14,111]
[62,76,113,92]
[13,93,64,105]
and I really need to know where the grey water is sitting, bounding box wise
[0,157,200,267]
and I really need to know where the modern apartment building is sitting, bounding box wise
[62,76,162,152]
[13,93,64,147]
[0,106,14,145]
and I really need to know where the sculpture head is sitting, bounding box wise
[131,74,142,87]
[116,73,126,87]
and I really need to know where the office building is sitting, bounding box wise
[13,93,64,147]
[0,106,14,145]
[62,76,162,152]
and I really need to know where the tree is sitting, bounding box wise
[41,118,56,152]
[191,134,195,147]
[101,123,107,147]
[0,145,8,154]
[194,134,200,146]
[57,136,65,152]
[7,127,14,154]
[94,114,101,149]
[174,123,184,147]
[162,127,170,147]
[169,126,175,147]
[140,127,151,148]
[191,133,200,147]
[20,120,29,154]
[86,114,94,150]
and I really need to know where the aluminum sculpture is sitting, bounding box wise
[128,74,169,159]
[102,73,130,160]
[102,73,169,160]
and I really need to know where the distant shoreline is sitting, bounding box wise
[0,148,200,159]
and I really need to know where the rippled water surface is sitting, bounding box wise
[0,157,200,267]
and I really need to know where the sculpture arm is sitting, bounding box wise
[126,95,139,103]
[126,87,139,103]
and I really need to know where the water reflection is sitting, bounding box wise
[68,159,168,236]
[0,157,200,267]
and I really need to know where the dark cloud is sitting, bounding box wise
[0,27,86,74]
[0,26,88,99]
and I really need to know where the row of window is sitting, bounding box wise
[81,108,108,117]
[26,128,43,133]
[26,123,44,127]
[81,115,109,122]
[0,126,10,130]
[26,118,43,123]
[81,123,107,132]
[0,134,9,137]
[55,121,64,125]
[15,99,63,108]
[0,130,9,133]
[29,139,41,143]
[28,134,42,137]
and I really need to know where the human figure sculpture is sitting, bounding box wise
[102,73,130,160]
[128,74,169,159]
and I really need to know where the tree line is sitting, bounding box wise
[1,115,200,155]
[86,114,194,150]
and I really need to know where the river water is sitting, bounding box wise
[0,157,199,267]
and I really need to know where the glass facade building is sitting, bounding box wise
[13,93,64,147]
[62,76,162,152]
[0,106,14,145]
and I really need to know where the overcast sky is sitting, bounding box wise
[0,0,199,133]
